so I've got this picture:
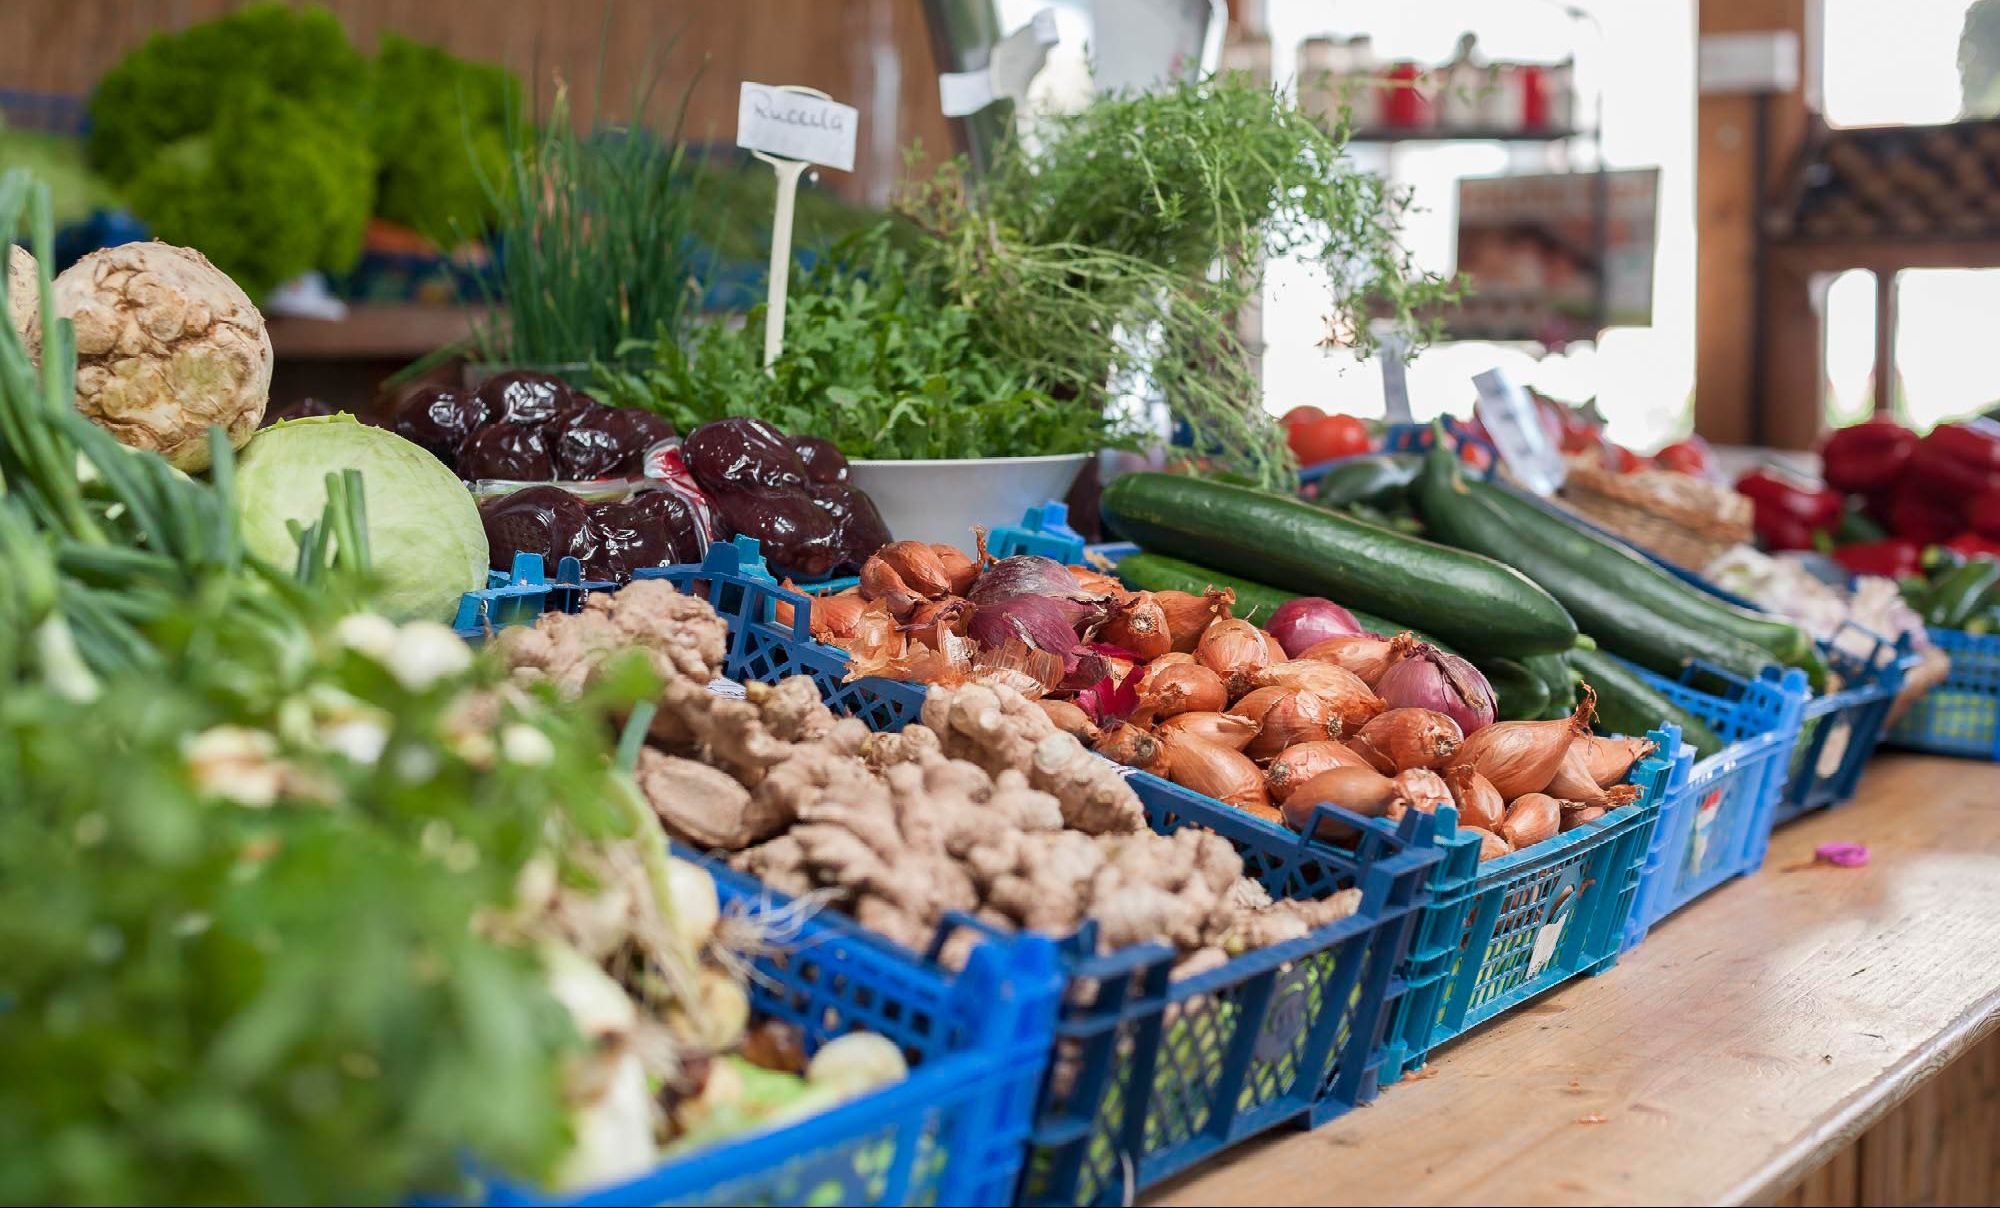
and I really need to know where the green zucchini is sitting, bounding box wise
[1570,644,1724,759]
[1477,658,1550,722]
[1416,445,1826,688]
[1308,453,1421,509]
[1415,445,1787,686]
[1112,551,1445,646]
[1925,560,2000,628]
[1101,473,1577,658]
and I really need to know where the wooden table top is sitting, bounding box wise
[1148,754,2000,1207]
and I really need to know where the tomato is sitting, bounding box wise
[1289,413,1372,465]
[1280,405,1327,430]
[1654,437,1714,476]
[1611,445,1648,474]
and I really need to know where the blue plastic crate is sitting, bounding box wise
[988,502,1087,562]
[1886,625,2000,759]
[452,543,1443,1207]
[474,860,1063,1207]
[1618,663,1811,950]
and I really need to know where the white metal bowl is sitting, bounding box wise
[845,453,1089,551]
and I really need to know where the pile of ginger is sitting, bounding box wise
[493,582,1360,971]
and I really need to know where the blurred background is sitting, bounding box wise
[5,0,1999,452]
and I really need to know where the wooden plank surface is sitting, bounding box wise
[1148,754,2000,1207]
[266,304,479,361]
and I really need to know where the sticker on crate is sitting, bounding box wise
[1524,874,1582,978]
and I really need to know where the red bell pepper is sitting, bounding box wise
[1924,418,2000,470]
[1831,538,1922,578]
[1736,466,1840,521]
[1754,512,1821,551]
[1969,488,2000,542]
[1946,531,2000,560]
[1902,426,2000,513]
[1888,486,1962,545]
[1820,417,1915,493]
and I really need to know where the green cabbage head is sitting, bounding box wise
[236,414,486,621]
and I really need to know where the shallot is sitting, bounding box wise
[876,540,954,598]
[1156,711,1261,753]
[1297,634,1398,686]
[1157,587,1235,653]
[1351,708,1462,773]
[1094,722,1165,774]
[1280,765,1402,840]
[1102,591,1171,662]
[859,557,923,618]
[1195,618,1271,696]
[1374,634,1496,736]
[930,544,978,595]
[1545,742,1643,807]
[1560,804,1608,832]
[1163,733,1273,817]
[1391,768,1452,815]
[1571,734,1657,786]
[1138,662,1228,719]
[1444,765,1506,831]
[1266,596,1363,656]
[1498,793,1562,848]
[1266,739,1374,802]
[1252,661,1385,732]
[806,592,867,641]
[1454,688,1595,799]
[1067,565,1125,595]
[1464,826,1512,861]
[1242,690,1339,762]
[1037,699,1101,742]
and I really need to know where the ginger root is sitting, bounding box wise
[920,683,1144,835]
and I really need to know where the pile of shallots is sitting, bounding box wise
[805,547,1655,861]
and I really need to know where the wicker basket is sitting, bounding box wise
[1554,457,1752,572]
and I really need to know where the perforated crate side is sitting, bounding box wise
[1886,626,2000,760]
[474,861,1063,1208]
[1618,663,1809,949]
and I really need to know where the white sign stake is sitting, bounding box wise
[736,83,859,368]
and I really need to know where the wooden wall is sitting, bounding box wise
[0,0,956,204]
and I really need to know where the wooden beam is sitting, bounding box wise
[1762,247,1829,449]
[1874,269,1898,416]
[1696,0,1812,445]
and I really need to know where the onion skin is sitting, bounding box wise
[1499,793,1562,848]
[859,556,923,618]
[807,592,867,641]
[1157,587,1235,653]
[1067,565,1125,595]
[1445,765,1506,831]
[1572,735,1658,786]
[1196,618,1272,697]
[1267,740,1375,802]
[931,544,978,595]
[1351,708,1463,773]
[1103,591,1172,662]
[1298,634,1397,686]
[1094,722,1167,774]
[1375,634,1497,736]
[1280,765,1401,840]
[1464,825,1513,861]
[1260,629,1289,665]
[1253,661,1386,733]
[1162,733,1271,815]
[1242,690,1339,762]
[902,597,971,652]
[1267,596,1363,657]
[1139,662,1228,719]
[967,595,1083,670]
[1156,711,1261,753]
[1454,688,1596,799]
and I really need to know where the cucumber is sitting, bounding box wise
[1308,453,1421,509]
[1101,473,1577,658]
[1571,644,1724,759]
[1523,651,1578,718]
[1419,448,1825,687]
[1477,658,1550,722]
[1112,551,1445,646]
[1415,445,1783,686]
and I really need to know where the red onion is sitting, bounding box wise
[1374,637,1497,736]
[969,556,1082,606]
[967,595,1084,668]
[1267,596,1363,657]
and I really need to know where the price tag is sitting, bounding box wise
[938,9,1059,117]
[737,83,857,172]
[1471,367,1566,495]
[705,678,748,700]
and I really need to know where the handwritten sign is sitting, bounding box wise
[1472,367,1566,496]
[736,83,857,172]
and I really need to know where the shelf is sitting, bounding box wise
[266,303,482,361]
[1147,753,2000,1206]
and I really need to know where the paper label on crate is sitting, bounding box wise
[1526,917,1565,976]
[1472,366,1566,495]
[1253,965,1313,1061]
[737,84,857,172]
[706,678,747,700]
